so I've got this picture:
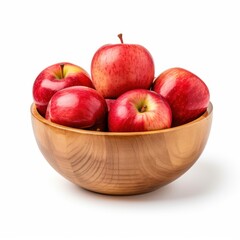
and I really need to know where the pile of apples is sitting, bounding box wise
[33,34,210,132]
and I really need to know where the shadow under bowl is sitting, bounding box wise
[31,103,213,195]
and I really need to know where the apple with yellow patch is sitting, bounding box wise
[33,62,94,116]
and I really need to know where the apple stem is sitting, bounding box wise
[140,105,147,113]
[118,33,124,44]
[60,63,64,79]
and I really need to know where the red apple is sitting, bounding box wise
[91,34,155,98]
[46,86,107,131]
[105,99,116,112]
[152,67,210,126]
[108,89,172,132]
[33,62,94,116]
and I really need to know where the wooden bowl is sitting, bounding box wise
[31,103,213,195]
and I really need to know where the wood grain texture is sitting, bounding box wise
[31,103,213,195]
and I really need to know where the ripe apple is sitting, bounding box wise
[91,34,155,98]
[33,62,94,116]
[152,67,210,126]
[108,89,172,132]
[46,86,107,131]
[105,99,116,112]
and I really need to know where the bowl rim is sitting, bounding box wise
[31,102,213,136]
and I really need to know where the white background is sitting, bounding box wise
[0,0,239,239]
